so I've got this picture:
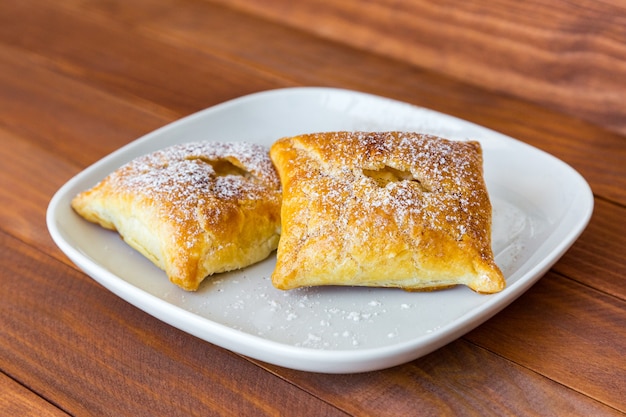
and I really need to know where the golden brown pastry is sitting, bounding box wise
[72,141,282,291]
[269,131,505,294]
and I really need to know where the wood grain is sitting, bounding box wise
[0,1,296,116]
[0,373,68,417]
[0,0,624,415]
[553,197,626,301]
[211,0,626,136]
[466,272,626,411]
[0,230,349,417]
[0,126,81,257]
[258,340,623,417]
[0,43,167,168]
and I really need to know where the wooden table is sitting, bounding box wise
[1,1,625,415]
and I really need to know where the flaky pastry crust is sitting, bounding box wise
[71,141,281,291]
[269,131,505,294]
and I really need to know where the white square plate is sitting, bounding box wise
[47,87,593,373]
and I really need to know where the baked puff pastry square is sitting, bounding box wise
[71,141,282,291]
[269,131,505,294]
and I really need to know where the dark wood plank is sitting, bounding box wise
[0,373,69,417]
[210,0,626,136]
[0,43,169,168]
[0,126,81,261]
[258,340,623,417]
[0,230,349,417]
[0,1,295,119]
[553,198,626,301]
[466,272,626,412]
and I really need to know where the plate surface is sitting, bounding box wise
[47,87,593,373]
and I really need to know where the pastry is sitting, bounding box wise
[269,131,505,293]
[71,141,282,291]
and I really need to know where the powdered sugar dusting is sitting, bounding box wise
[114,141,279,194]
[289,131,493,258]
[352,132,485,241]
[98,141,280,241]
